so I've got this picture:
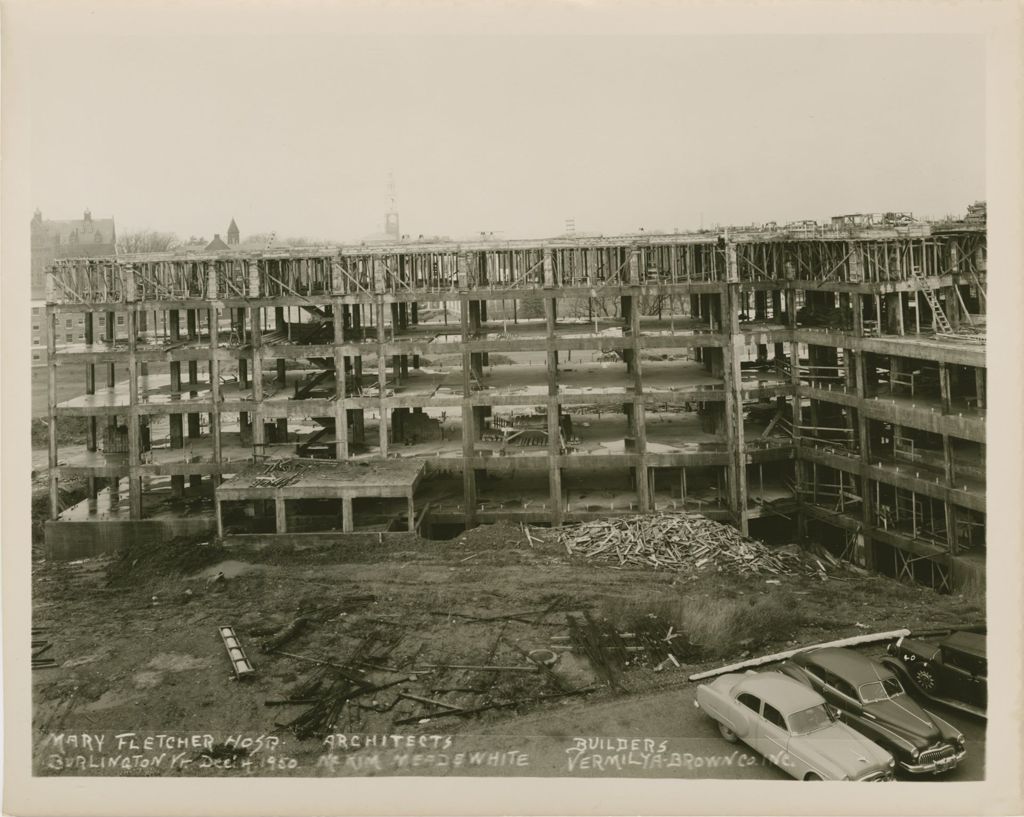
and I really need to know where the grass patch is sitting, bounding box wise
[601,590,805,661]
[31,416,90,448]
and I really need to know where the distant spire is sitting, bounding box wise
[227,218,240,245]
[385,173,400,240]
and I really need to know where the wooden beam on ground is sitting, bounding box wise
[688,628,911,681]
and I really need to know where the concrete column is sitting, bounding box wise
[342,497,354,532]
[407,494,416,533]
[629,289,650,512]
[789,337,805,539]
[946,286,961,332]
[275,306,287,385]
[855,348,875,569]
[942,435,959,555]
[460,298,477,525]
[376,300,388,457]
[275,497,287,533]
[46,309,59,519]
[250,304,265,459]
[126,304,143,519]
[974,367,985,409]
[939,363,952,414]
[723,284,748,534]
[209,303,223,479]
[332,302,349,460]
[542,249,554,288]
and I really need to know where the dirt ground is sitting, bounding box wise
[31,521,985,778]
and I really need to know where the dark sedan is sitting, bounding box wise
[779,647,965,775]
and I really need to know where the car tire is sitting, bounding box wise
[804,773,823,781]
[717,723,739,743]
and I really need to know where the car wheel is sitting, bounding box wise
[914,668,936,691]
[804,773,823,781]
[717,722,739,743]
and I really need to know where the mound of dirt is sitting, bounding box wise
[105,535,228,586]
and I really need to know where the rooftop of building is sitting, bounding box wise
[31,209,116,247]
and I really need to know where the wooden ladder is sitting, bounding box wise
[910,266,953,334]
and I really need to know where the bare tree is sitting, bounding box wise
[116,230,181,254]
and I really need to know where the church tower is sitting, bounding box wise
[384,174,400,241]
[227,218,240,246]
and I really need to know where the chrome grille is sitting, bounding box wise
[919,743,954,764]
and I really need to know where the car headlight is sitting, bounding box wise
[956,735,965,748]
[910,748,920,761]
[888,759,896,768]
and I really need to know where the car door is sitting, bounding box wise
[758,702,793,772]
[734,692,763,749]
[819,673,862,722]
[940,647,986,707]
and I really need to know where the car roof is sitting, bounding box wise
[735,671,824,714]
[943,630,986,658]
[800,647,893,685]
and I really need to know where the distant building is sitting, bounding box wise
[227,218,240,246]
[31,209,116,366]
[965,202,986,225]
[206,234,230,251]
[31,209,116,299]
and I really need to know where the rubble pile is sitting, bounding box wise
[549,513,827,578]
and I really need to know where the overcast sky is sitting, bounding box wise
[23,6,985,242]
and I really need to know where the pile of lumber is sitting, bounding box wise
[551,513,826,577]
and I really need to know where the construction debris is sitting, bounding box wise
[546,513,827,578]
[260,616,310,654]
[32,628,58,670]
[219,625,256,680]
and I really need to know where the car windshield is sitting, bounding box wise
[858,675,905,703]
[787,704,836,735]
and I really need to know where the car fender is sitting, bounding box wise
[878,656,915,688]
[696,685,750,739]
[924,710,964,743]
[845,712,920,759]
[786,737,845,781]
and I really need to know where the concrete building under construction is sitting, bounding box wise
[42,217,987,590]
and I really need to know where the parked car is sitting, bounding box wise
[883,630,986,715]
[695,670,895,781]
[779,647,966,774]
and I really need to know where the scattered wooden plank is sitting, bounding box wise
[687,629,912,681]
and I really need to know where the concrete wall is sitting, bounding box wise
[222,531,416,550]
[44,517,216,560]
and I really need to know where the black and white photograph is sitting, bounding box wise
[3,1,1022,815]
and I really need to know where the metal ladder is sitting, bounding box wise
[910,267,953,334]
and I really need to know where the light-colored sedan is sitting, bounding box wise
[695,670,895,781]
